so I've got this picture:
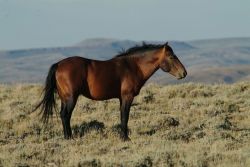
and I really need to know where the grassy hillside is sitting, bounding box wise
[0,82,250,166]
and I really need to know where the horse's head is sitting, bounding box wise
[159,42,187,79]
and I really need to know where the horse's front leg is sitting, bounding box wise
[119,95,134,141]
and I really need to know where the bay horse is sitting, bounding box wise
[34,42,187,141]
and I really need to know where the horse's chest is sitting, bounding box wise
[121,77,143,96]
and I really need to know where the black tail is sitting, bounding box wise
[34,63,58,123]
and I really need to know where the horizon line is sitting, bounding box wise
[1,36,249,52]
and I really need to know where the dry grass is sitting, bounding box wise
[0,82,250,167]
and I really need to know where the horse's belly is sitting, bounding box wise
[88,86,119,100]
[83,80,120,100]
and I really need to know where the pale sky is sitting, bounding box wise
[0,0,250,50]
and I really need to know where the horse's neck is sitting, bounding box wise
[136,50,160,81]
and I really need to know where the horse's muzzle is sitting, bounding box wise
[178,70,187,79]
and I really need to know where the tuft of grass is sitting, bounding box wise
[77,159,101,167]
[72,120,105,137]
[136,156,153,167]
[142,90,155,104]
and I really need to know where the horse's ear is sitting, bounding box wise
[163,42,168,50]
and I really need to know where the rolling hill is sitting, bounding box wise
[0,37,250,84]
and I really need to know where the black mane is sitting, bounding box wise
[114,42,166,58]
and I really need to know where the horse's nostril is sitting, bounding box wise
[181,71,187,78]
[183,71,187,77]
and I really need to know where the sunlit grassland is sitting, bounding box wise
[0,82,250,166]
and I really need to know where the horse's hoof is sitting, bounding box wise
[64,136,73,140]
[121,136,131,142]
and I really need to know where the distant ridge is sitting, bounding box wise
[189,37,250,48]
[0,37,250,84]
[76,38,194,51]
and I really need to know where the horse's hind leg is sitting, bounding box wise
[60,103,67,138]
[60,97,77,139]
